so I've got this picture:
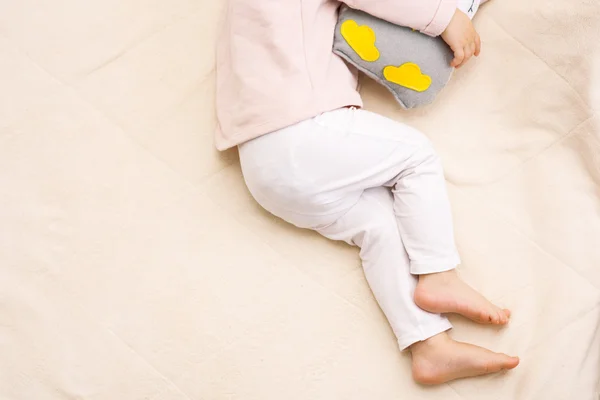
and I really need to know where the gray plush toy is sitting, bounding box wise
[333,1,481,109]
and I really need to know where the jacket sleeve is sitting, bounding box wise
[339,0,457,37]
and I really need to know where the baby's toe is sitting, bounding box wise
[483,309,499,324]
[492,311,501,324]
[499,312,508,325]
[496,308,512,325]
[488,308,504,325]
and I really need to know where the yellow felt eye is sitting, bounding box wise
[340,20,380,62]
[383,63,432,92]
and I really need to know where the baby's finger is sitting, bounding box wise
[475,33,482,56]
[458,44,473,68]
[451,47,465,68]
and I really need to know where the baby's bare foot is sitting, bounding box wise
[414,270,510,324]
[411,332,519,385]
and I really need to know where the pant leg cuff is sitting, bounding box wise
[410,255,461,275]
[396,319,453,351]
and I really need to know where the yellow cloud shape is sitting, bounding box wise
[383,63,432,92]
[341,20,380,62]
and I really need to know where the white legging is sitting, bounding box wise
[239,108,459,349]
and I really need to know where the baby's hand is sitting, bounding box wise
[441,9,481,68]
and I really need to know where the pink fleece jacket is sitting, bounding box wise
[215,0,458,150]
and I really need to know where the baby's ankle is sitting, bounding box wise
[418,269,457,283]
[410,332,451,355]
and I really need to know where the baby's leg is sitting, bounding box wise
[241,108,508,324]
[318,187,518,384]
[338,110,509,325]
[317,187,452,349]
[239,108,518,382]
[376,123,509,323]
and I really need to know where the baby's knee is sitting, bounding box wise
[409,139,444,171]
[359,209,399,246]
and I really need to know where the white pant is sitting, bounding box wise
[239,108,459,349]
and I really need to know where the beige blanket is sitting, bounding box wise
[1,0,599,399]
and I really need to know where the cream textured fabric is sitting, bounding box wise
[0,0,599,399]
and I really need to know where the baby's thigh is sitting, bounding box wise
[239,109,433,228]
[238,122,355,229]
